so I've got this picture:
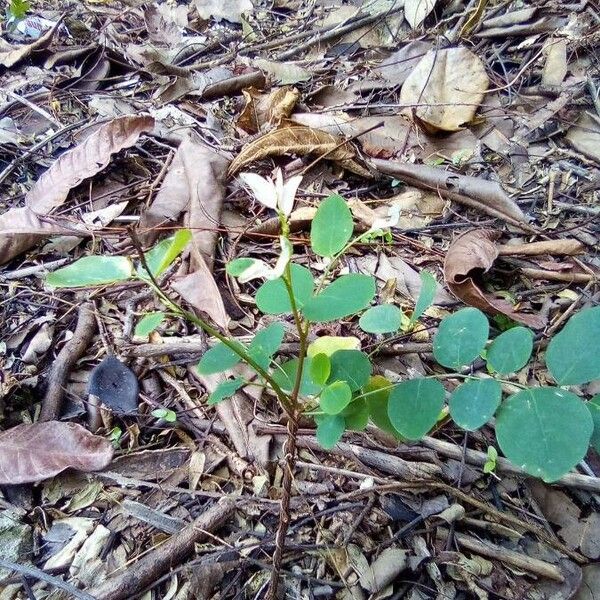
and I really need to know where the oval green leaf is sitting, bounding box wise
[342,398,369,431]
[363,375,401,439]
[449,378,502,431]
[329,350,372,391]
[359,304,403,334]
[546,306,600,385]
[388,378,445,440]
[310,353,331,386]
[496,387,593,482]
[433,307,489,369]
[588,395,600,454]
[197,341,245,375]
[486,326,534,375]
[46,256,133,288]
[310,194,353,257]
[227,258,256,277]
[134,311,165,337]
[248,322,285,370]
[302,274,376,322]
[138,229,192,278]
[256,263,314,315]
[410,270,437,325]
[208,378,245,405]
[272,357,321,396]
[316,414,345,449]
[320,381,353,415]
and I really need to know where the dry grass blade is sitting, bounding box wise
[227,125,356,176]
[0,421,114,485]
[26,115,155,215]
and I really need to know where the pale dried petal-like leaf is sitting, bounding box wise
[0,19,61,68]
[404,0,437,29]
[443,229,545,329]
[400,47,489,132]
[26,115,155,215]
[0,422,114,485]
[239,173,278,209]
[228,125,360,176]
[194,0,253,24]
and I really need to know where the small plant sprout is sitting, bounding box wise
[46,173,600,598]
[483,446,499,477]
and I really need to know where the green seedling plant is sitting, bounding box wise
[47,168,600,597]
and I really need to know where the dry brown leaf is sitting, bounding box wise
[400,47,489,132]
[0,18,62,68]
[26,115,155,215]
[566,112,600,163]
[237,86,299,134]
[0,207,90,265]
[444,229,545,329]
[374,40,432,86]
[0,421,114,485]
[227,125,368,177]
[194,0,253,24]
[371,159,529,227]
[542,38,568,86]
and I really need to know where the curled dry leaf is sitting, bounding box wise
[400,47,489,132]
[0,421,114,485]
[444,229,545,329]
[227,125,369,177]
[26,115,155,215]
[0,18,62,68]
[237,86,300,134]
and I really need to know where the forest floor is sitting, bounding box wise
[1,0,600,598]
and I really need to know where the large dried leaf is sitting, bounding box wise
[404,0,437,29]
[26,115,155,215]
[374,40,432,86]
[194,0,253,23]
[443,230,545,329]
[0,422,114,485]
[0,18,61,68]
[0,207,89,265]
[400,47,489,132]
[227,125,368,177]
[566,112,600,163]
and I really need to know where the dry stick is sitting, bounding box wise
[86,498,235,600]
[39,301,96,422]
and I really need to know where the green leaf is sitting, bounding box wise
[302,274,376,322]
[272,358,322,396]
[310,194,353,257]
[546,306,600,385]
[588,395,600,454]
[208,378,245,405]
[363,375,401,438]
[320,381,353,415]
[316,414,345,449]
[227,258,256,277]
[388,378,445,440]
[310,353,331,386]
[151,408,177,422]
[139,229,192,278]
[196,341,245,375]
[486,327,533,374]
[433,307,489,369]
[256,264,314,315]
[359,305,403,334]
[46,256,133,288]
[248,323,285,370]
[307,336,360,357]
[496,387,593,482]
[410,271,437,325]
[449,378,502,431]
[342,399,369,431]
[329,350,372,392]
[134,312,165,337]
[8,0,29,20]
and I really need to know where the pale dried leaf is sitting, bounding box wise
[0,18,61,68]
[144,4,183,45]
[542,38,568,86]
[26,115,155,215]
[400,47,489,132]
[404,0,437,29]
[0,422,114,485]
[443,229,545,329]
[253,58,311,84]
[228,125,359,176]
[566,112,600,162]
[194,0,253,23]
[375,40,432,86]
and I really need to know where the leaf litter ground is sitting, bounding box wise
[0,0,599,598]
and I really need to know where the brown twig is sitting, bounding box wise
[86,498,235,600]
[39,301,96,422]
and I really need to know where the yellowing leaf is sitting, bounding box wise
[400,47,489,132]
[307,336,360,357]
